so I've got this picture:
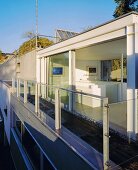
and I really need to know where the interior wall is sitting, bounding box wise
[75,60,101,82]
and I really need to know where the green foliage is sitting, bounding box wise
[0,50,5,63]
[0,49,2,56]
[18,37,53,56]
[112,58,127,71]
[113,0,138,18]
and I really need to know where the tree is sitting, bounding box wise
[0,50,5,63]
[18,37,53,56]
[113,0,138,18]
[0,49,2,56]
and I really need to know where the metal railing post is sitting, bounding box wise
[24,80,27,103]
[38,83,40,116]
[55,88,61,130]
[35,83,38,113]
[17,79,19,97]
[19,79,20,97]
[103,98,110,170]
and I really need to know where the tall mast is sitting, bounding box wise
[36,0,38,49]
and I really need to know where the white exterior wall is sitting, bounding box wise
[20,50,36,81]
[0,57,16,80]
[0,82,12,144]
[127,23,138,137]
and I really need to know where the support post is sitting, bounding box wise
[38,83,40,117]
[134,24,138,135]
[46,57,49,98]
[24,80,27,103]
[103,98,110,170]
[127,24,138,138]
[55,88,61,130]
[41,58,45,98]
[19,79,20,97]
[35,83,39,113]
[121,54,124,84]
[44,57,46,98]
[69,50,76,112]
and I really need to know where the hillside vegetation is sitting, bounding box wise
[0,50,6,63]
[18,37,53,56]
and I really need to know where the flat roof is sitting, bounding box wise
[38,11,138,53]
[79,11,138,34]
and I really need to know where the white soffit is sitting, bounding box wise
[76,38,126,60]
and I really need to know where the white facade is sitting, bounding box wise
[37,12,138,139]
[0,12,138,170]
[0,12,138,142]
[19,50,36,81]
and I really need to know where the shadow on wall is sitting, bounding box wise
[23,121,97,170]
[0,57,16,80]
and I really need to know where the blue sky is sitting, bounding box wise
[0,0,116,52]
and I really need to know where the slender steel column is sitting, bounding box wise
[103,98,110,170]
[55,88,61,130]
[24,80,27,103]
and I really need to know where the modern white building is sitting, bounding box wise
[0,12,138,170]
[37,11,138,138]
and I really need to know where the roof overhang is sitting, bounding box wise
[37,12,138,59]
[76,38,126,60]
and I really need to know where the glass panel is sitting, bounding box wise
[14,79,17,95]
[76,46,127,84]
[39,84,55,122]
[60,88,103,154]
[109,99,138,169]
[111,58,127,82]
[75,92,103,122]
[48,52,69,89]
[27,81,35,105]
[20,80,24,98]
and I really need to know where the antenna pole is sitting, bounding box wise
[36,0,38,49]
